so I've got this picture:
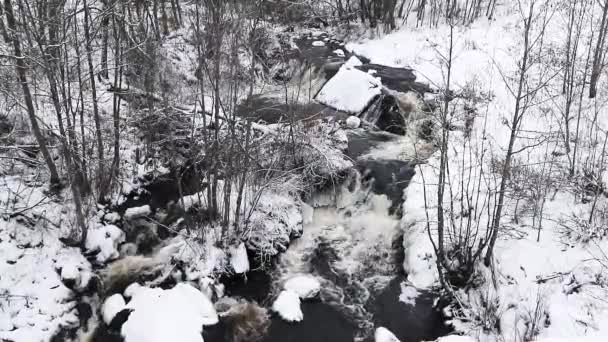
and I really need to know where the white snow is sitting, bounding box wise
[345,3,608,341]
[312,40,325,47]
[229,242,250,274]
[284,274,321,299]
[345,115,361,129]
[374,327,400,342]
[272,290,303,322]
[124,205,151,220]
[104,212,121,223]
[333,49,345,57]
[398,282,418,305]
[102,294,127,324]
[316,56,382,113]
[122,283,218,342]
[86,223,126,263]
[435,336,477,342]
[60,261,80,283]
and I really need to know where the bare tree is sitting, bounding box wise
[3,0,61,187]
[485,0,553,266]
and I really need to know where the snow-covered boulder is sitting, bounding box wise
[345,116,361,129]
[60,262,80,285]
[399,282,418,305]
[103,212,121,223]
[121,283,218,342]
[103,294,127,324]
[316,57,382,113]
[229,243,250,274]
[124,205,151,220]
[375,327,400,342]
[272,290,303,322]
[284,275,320,299]
[86,224,126,263]
[333,49,345,57]
[312,41,325,47]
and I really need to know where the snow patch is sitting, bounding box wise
[398,282,419,305]
[272,290,303,322]
[229,242,250,274]
[102,294,127,324]
[312,41,325,47]
[375,327,400,342]
[316,56,382,113]
[284,274,320,299]
[345,116,361,129]
[124,205,151,220]
[122,283,218,342]
[86,223,126,263]
[333,49,345,57]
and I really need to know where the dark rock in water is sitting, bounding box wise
[235,95,333,123]
[357,159,415,216]
[356,64,416,82]
[263,301,356,342]
[76,302,93,331]
[376,95,406,135]
[346,130,397,159]
[221,248,274,305]
[360,95,406,135]
[90,325,124,342]
[109,309,133,331]
[323,61,344,79]
[369,277,452,342]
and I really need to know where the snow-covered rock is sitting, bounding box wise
[60,262,80,285]
[229,242,250,274]
[102,294,127,324]
[122,283,218,342]
[104,212,121,223]
[333,49,345,57]
[375,327,400,342]
[316,57,382,113]
[284,275,320,299]
[345,116,361,129]
[124,205,151,220]
[86,224,126,263]
[312,41,325,47]
[124,282,142,298]
[272,290,303,322]
[398,282,418,305]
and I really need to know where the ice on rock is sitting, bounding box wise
[345,116,361,129]
[375,327,401,342]
[229,242,250,274]
[272,290,303,322]
[284,274,320,299]
[103,294,127,324]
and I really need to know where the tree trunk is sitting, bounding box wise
[4,0,61,187]
[589,0,608,98]
[485,1,535,266]
[83,0,106,200]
